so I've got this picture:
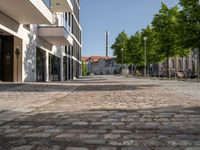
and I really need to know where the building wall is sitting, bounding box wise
[0,0,82,82]
[88,58,120,75]
[147,50,198,77]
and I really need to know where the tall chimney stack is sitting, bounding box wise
[106,30,109,57]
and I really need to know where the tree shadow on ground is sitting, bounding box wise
[0,106,200,149]
[0,83,159,92]
[0,83,78,92]
[76,84,160,92]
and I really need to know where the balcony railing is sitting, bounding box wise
[39,13,71,33]
[57,14,72,33]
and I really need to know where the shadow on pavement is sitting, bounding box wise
[0,83,159,92]
[0,106,200,149]
[76,84,159,92]
[0,83,79,92]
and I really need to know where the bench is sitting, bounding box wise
[176,72,186,78]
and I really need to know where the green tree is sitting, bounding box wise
[178,0,200,77]
[152,3,180,77]
[82,61,88,76]
[140,25,163,65]
[127,31,143,72]
[111,31,129,64]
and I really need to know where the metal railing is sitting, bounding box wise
[38,13,72,33]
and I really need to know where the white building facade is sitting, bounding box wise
[0,0,82,82]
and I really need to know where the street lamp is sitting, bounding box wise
[121,48,124,75]
[197,0,200,79]
[143,36,147,78]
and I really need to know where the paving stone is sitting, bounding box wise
[79,134,98,139]
[4,128,19,133]
[5,133,21,137]
[111,122,125,126]
[24,133,51,138]
[10,145,33,150]
[65,148,88,150]
[167,140,192,146]
[96,147,117,150]
[91,122,109,126]
[81,139,106,145]
[67,129,86,133]
[186,148,200,150]
[30,140,49,146]
[98,125,116,130]
[72,122,88,126]
[154,147,181,150]
[112,130,131,134]
[121,147,150,150]
[104,134,121,140]
[55,133,76,139]
[88,129,107,134]
[45,128,63,133]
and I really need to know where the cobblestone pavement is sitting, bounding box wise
[0,76,200,150]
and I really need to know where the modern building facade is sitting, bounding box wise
[0,0,82,82]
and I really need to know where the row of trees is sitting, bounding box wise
[111,0,200,77]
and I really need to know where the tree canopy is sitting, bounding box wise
[111,31,129,64]
[111,1,199,77]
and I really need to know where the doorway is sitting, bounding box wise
[1,36,13,82]
[49,54,61,81]
[36,48,45,82]
[0,33,22,82]
[63,57,68,81]
[0,36,2,81]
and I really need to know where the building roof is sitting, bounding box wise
[82,57,89,63]
[82,56,113,63]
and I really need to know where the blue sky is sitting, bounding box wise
[80,0,179,57]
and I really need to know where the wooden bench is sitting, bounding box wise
[176,72,186,78]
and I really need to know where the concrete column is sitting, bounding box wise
[45,52,49,82]
[70,58,73,80]
[60,56,63,81]
[66,57,68,81]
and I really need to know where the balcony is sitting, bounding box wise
[51,0,73,12]
[38,14,73,46]
[0,0,53,24]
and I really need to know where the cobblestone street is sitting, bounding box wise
[0,76,200,150]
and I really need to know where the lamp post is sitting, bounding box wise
[121,48,124,75]
[197,0,200,79]
[143,36,147,78]
[15,46,20,82]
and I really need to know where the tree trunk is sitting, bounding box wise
[197,48,200,79]
[131,64,133,76]
[167,56,169,78]
[134,65,137,76]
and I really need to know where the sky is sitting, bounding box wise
[80,0,179,57]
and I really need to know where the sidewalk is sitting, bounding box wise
[0,82,78,126]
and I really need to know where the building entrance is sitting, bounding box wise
[49,54,61,81]
[36,48,45,82]
[63,57,68,81]
[0,34,22,82]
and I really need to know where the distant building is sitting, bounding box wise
[143,49,198,78]
[82,56,121,75]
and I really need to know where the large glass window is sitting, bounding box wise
[49,54,61,81]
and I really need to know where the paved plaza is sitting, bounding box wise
[0,76,200,150]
